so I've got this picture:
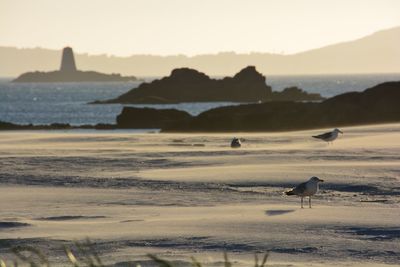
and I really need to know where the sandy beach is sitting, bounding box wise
[0,124,399,266]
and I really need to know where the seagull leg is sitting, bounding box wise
[301,197,304,208]
[309,196,312,208]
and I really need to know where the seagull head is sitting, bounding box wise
[309,176,324,183]
[334,128,343,134]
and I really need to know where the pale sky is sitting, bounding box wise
[1,0,399,56]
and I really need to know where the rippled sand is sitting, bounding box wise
[0,124,399,266]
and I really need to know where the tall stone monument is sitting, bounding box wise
[60,47,77,72]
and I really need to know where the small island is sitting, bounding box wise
[13,47,137,83]
[92,66,323,104]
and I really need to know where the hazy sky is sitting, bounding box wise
[1,0,400,56]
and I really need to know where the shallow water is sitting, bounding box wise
[1,73,399,125]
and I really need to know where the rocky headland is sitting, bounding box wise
[161,81,400,132]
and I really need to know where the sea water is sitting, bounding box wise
[0,73,399,126]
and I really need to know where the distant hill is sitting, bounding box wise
[1,27,399,77]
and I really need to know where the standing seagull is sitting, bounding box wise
[312,128,343,144]
[285,177,324,208]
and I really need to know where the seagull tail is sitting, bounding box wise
[312,135,320,139]
[285,190,295,196]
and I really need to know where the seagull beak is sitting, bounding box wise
[319,179,324,182]
[339,130,343,134]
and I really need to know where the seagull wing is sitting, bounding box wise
[286,181,307,195]
[292,182,307,195]
[312,131,332,139]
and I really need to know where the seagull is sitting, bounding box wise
[285,177,324,208]
[312,128,343,144]
[231,137,241,148]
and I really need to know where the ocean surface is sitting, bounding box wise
[1,73,399,126]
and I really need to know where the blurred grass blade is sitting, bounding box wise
[64,247,80,267]
[11,246,49,267]
[147,254,174,267]
[84,239,103,266]
[190,256,202,267]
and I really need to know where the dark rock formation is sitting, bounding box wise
[0,121,22,130]
[4,82,398,132]
[0,121,73,130]
[13,47,137,82]
[231,137,241,148]
[0,121,117,131]
[162,81,400,132]
[271,87,323,101]
[93,66,323,104]
[116,107,192,129]
[1,107,191,130]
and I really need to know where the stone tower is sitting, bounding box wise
[60,47,77,72]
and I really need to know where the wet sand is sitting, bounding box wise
[0,124,399,266]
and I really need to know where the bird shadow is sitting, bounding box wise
[265,209,295,216]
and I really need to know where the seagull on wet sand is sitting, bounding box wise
[285,177,324,208]
[312,128,343,144]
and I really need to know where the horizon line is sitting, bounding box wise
[1,72,400,80]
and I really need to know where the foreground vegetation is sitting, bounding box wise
[0,239,269,267]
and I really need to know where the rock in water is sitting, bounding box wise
[94,66,323,104]
[116,107,192,129]
[231,137,241,148]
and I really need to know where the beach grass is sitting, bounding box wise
[1,239,269,267]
